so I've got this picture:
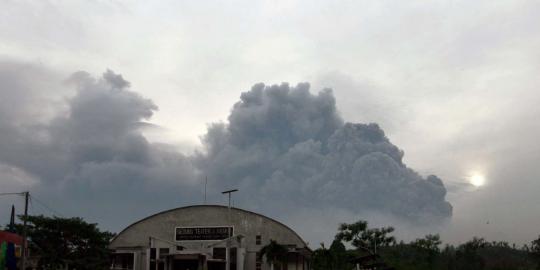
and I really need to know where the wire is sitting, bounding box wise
[28,197,35,215]
[0,192,64,217]
[29,195,64,218]
[0,192,25,196]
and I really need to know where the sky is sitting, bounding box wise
[1,0,540,247]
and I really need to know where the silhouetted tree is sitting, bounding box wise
[531,235,540,269]
[455,237,487,270]
[335,220,395,254]
[13,215,113,270]
[312,243,333,270]
[259,240,288,270]
[312,240,351,270]
[329,239,350,270]
[411,234,442,270]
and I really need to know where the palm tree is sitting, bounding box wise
[259,240,288,270]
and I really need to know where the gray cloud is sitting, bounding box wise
[0,64,198,228]
[0,64,451,238]
[196,83,452,223]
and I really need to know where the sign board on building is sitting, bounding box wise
[175,226,233,241]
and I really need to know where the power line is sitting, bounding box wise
[30,195,64,217]
[0,192,25,196]
[0,192,64,218]
[28,198,37,216]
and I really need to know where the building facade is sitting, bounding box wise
[109,205,311,270]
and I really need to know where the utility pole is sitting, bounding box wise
[222,189,238,270]
[0,191,31,270]
[22,191,29,270]
[374,236,377,254]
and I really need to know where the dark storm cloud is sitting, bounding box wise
[196,83,452,222]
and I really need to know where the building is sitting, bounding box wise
[109,205,312,270]
[0,230,22,269]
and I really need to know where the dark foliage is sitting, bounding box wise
[335,220,395,254]
[259,240,289,269]
[312,240,353,270]
[12,215,114,270]
[313,220,540,270]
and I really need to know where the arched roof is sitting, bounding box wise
[111,205,308,247]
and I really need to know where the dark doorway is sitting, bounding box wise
[172,259,199,270]
[207,261,225,270]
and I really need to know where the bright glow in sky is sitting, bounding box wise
[469,173,486,187]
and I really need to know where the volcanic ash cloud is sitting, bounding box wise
[0,66,451,227]
[195,82,452,222]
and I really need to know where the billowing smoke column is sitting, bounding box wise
[0,65,450,231]
[196,83,452,222]
[0,66,198,226]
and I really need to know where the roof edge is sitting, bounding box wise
[110,205,309,248]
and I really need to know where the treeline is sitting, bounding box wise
[5,215,540,269]
[6,215,114,270]
[312,220,540,270]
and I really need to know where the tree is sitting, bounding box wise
[259,240,288,270]
[412,234,442,253]
[411,234,442,270]
[312,243,333,270]
[312,240,350,270]
[335,220,395,254]
[13,215,114,270]
[531,235,540,269]
[329,239,350,270]
[454,237,487,270]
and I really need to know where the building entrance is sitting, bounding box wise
[172,259,199,270]
[207,261,225,270]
